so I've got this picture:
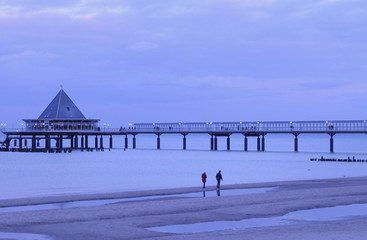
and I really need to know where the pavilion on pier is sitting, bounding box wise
[23,89,100,131]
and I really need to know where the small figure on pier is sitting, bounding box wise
[216,170,223,188]
[201,172,207,188]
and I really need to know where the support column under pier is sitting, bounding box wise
[32,136,36,151]
[214,136,218,150]
[227,136,231,150]
[294,133,299,152]
[109,135,113,149]
[210,135,214,150]
[257,136,261,151]
[74,136,79,149]
[81,136,84,149]
[70,136,74,149]
[156,134,161,149]
[329,133,335,153]
[59,135,63,149]
[19,137,23,150]
[133,135,136,149]
[125,135,128,149]
[244,135,248,151]
[183,134,187,150]
[261,135,265,151]
[100,136,104,149]
[45,135,50,152]
[85,135,88,149]
[95,135,98,149]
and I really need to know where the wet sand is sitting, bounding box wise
[1,177,367,240]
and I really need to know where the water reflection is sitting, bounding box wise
[0,187,274,213]
[148,203,367,234]
[0,232,51,240]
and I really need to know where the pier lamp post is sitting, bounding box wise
[21,123,24,131]
[103,123,106,131]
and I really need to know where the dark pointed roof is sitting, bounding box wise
[38,89,86,120]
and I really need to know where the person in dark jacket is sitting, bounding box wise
[216,170,223,188]
[201,172,207,188]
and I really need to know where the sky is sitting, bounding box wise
[0,0,366,128]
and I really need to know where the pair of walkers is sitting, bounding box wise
[201,170,223,188]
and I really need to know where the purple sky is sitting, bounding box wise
[0,0,366,128]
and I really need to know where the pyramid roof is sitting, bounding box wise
[38,89,87,120]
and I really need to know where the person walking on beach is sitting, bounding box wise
[216,170,223,188]
[201,172,207,188]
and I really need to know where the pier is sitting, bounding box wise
[2,120,367,153]
[1,89,367,153]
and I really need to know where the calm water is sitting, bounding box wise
[148,203,367,233]
[0,134,367,200]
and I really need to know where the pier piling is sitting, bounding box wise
[214,136,218,150]
[100,136,103,149]
[210,135,214,150]
[85,135,88,149]
[81,136,84,149]
[95,135,98,149]
[329,133,335,153]
[227,136,231,150]
[156,134,161,149]
[244,135,248,151]
[183,134,187,150]
[74,136,78,149]
[294,133,299,152]
[59,135,63,149]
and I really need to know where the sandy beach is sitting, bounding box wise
[0,177,367,240]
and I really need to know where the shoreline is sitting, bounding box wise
[1,176,367,239]
[0,175,365,207]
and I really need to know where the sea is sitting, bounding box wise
[1,133,367,200]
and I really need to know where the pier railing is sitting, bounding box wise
[127,120,367,134]
[2,120,367,134]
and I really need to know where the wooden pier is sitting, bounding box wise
[1,120,367,153]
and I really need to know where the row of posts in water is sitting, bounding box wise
[310,156,367,162]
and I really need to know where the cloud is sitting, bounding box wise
[182,75,367,97]
[184,76,301,89]
[127,41,160,51]
[0,0,131,19]
[32,5,131,19]
[0,50,56,62]
[148,5,202,18]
